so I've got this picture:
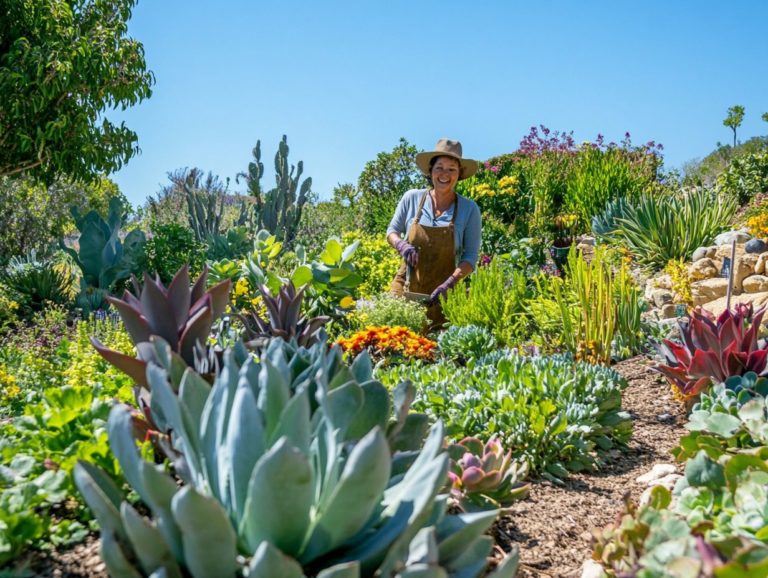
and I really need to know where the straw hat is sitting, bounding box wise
[415,138,478,180]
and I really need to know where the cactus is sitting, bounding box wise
[60,196,146,312]
[239,136,312,249]
[180,168,228,242]
[75,338,520,578]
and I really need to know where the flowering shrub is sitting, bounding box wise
[458,167,529,236]
[746,210,768,239]
[341,231,399,298]
[335,325,436,364]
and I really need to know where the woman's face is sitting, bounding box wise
[431,156,461,194]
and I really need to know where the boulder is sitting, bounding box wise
[660,303,677,319]
[700,291,768,317]
[757,253,768,275]
[746,238,768,254]
[688,258,719,281]
[580,560,605,578]
[650,288,674,308]
[691,247,710,262]
[692,278,729,305]
[715,243,747,260]
[636,463,677,485]
[714,230,751,246]
[743,275,768,293]
[735,254,760,291]
[578,236,596,246]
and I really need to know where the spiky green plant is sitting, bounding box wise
[75,338,519,578]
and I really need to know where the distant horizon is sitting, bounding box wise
[107,0,768,208]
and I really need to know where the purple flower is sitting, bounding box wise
[490,165,499,173]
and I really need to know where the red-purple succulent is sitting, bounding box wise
[654,303,768,400]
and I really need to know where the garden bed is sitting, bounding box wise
[17,355,686,578]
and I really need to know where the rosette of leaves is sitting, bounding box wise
[2,250,73,315]
[74,338,519,578]
[438,324,497,364]
[238,281,330,351]
[654,304,768,402]
[446,436,529,512]
[91,264,231,390]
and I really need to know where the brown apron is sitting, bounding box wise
[391,189,458,328]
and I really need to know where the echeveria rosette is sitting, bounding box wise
[654,304,768,401]
[447,436,530,512]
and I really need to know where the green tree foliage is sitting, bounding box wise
[763,112,768,124]
[357,137,428,234]
[723,105,746,148]
[682,136,768,187]
[0,175,128,262]
[0,0,154,182]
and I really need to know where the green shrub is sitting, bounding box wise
[2,250,74,316]
[145,222,206,283]
[341,230,400,298]
[613,187,737,270]
[294,199,362,250]
[441,259,530,345]
[348,293,428,334]
[438,324,497,363]
[717,150,768,205]
[378,351,631,481]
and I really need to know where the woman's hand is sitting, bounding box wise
[428,275,458,305]
[395,239,419,267]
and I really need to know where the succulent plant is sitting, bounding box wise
[447,437,530,512]
[90,264,231,390]
[238,281,330,351]
[75,338,519,578]
[654,303,768,400]
[60,196,146,311]
[438,324,497,364]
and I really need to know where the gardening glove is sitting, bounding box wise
[428,275,458,306]
[395,239,419,268]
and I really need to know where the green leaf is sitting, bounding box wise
[171,487,239,578]
[291,265,313,289]
[685,451,726,489]
[247,541,305,578]
[120,502,182,578]
[320,239,343,265]
[241,439,313,557]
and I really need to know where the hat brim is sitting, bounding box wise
[415,151,478,180]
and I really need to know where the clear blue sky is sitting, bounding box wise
[110,0,768,208]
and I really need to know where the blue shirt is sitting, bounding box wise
[387,188,482,269]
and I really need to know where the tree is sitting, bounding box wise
[0,0,154,182]
[332,182,360,206]
[723,105,746,148]
[762,112,768,124]
[357,137,427,233]
[0,175,129,262]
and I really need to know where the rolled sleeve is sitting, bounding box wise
[459,202,482,269]
[386,189,417,237]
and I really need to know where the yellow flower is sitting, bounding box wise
[340,296,355,309]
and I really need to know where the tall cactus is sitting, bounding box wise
[239,135,311,249]
[182,168,227,242]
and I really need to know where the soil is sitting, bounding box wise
[16,356,685,578]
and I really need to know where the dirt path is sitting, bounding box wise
[494,356,688,577]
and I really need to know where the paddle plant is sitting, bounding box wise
[654,303,768,401]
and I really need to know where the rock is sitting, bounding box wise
[746,238,768,254]
[743,275,768,293]
[652,274,673,290]
[580,559,606,578]
[715,243,747,260]
[636,463,677,485]
[578,236,596,246]
[757,254,768,275]
[638,473,684,507]
[699,291,768,317]
[691,247,710,262]
[714,230,751,246]
[691,278,729,305]
[660,303,677,319]
[735,254,760,291]
[657,412,674,423]
[650,288,674,308]
[688,258,719,281]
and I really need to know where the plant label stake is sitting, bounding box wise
[725,239,736,311]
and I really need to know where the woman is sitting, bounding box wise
[387,138,482,326]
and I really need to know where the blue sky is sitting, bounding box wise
[110,0,768,208]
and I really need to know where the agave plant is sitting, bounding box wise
[75,338,519,578]
[447,437,530,512]
[238,281,330,351]
[654,303,768,400]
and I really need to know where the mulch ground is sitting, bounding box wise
[15,356,686,578]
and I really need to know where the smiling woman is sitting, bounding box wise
[386,139,482,328]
